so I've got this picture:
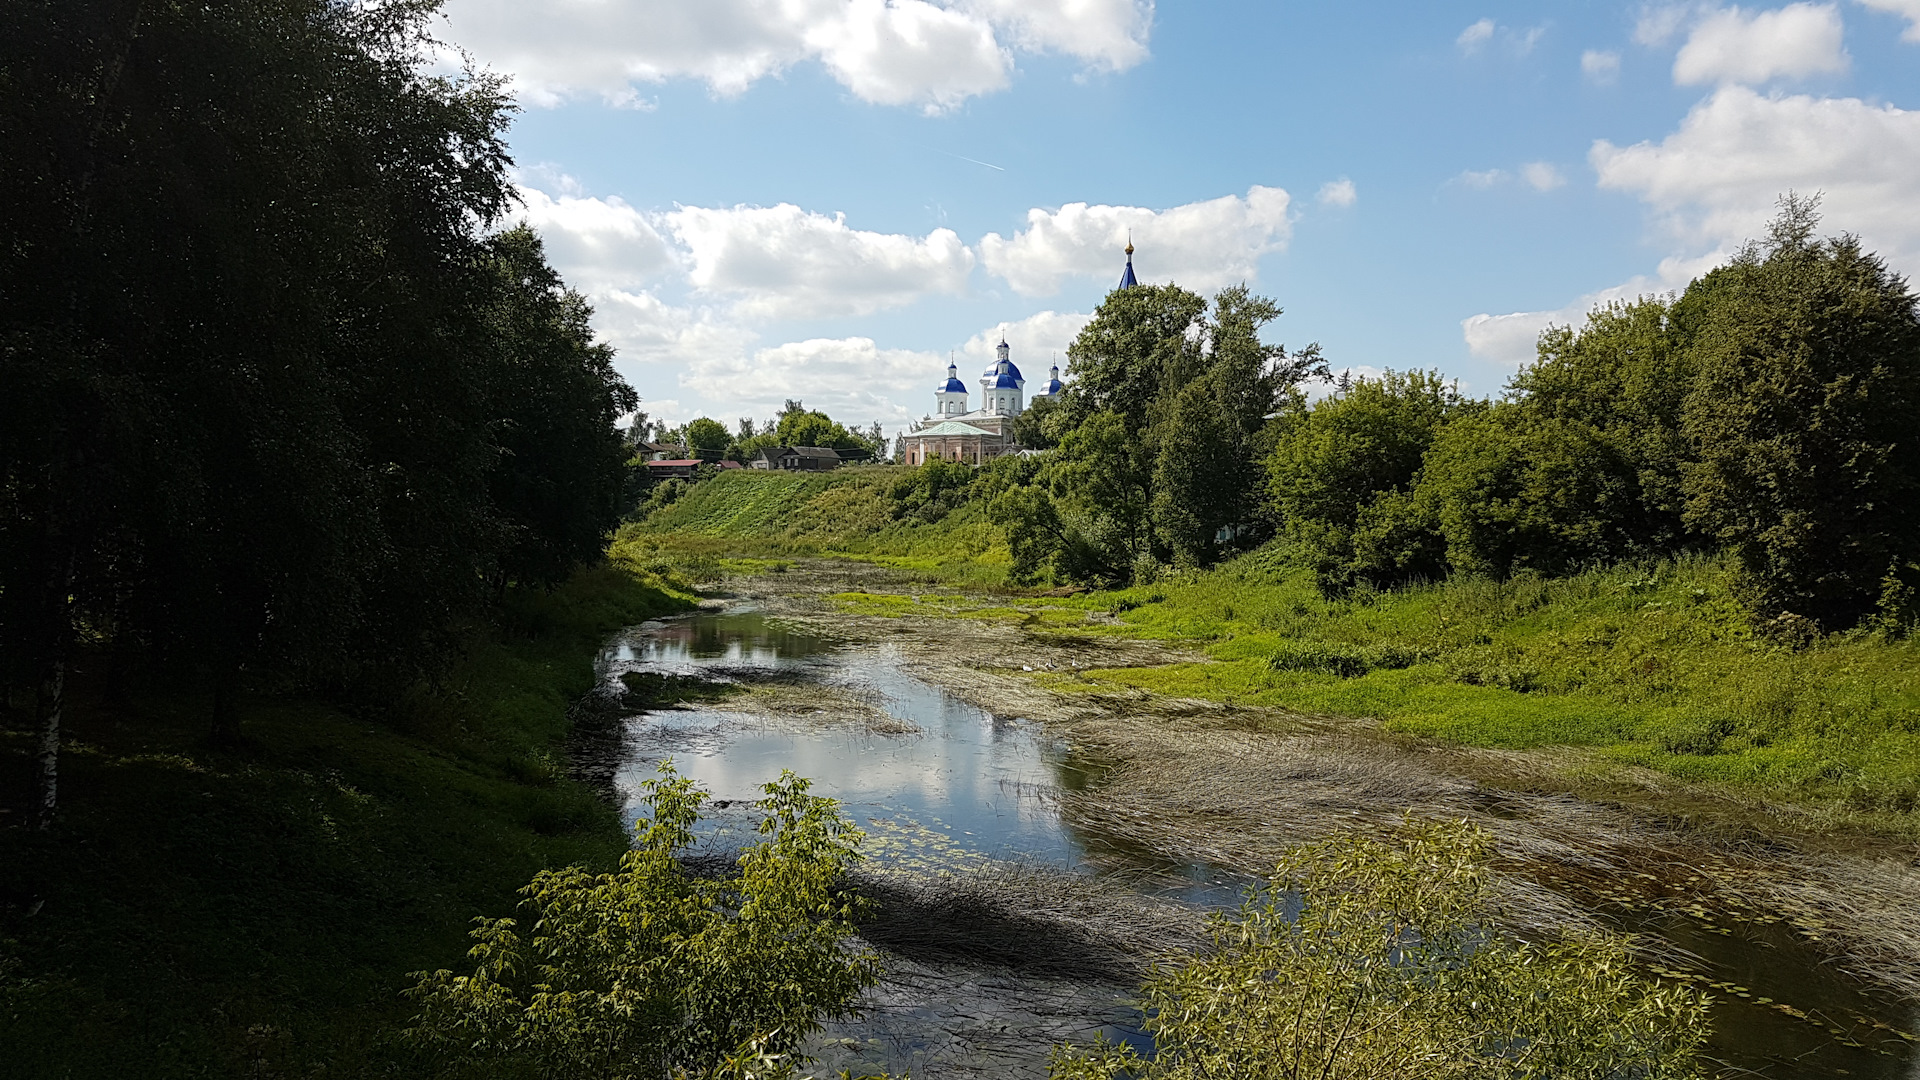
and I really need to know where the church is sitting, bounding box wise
[898,244,1134,466]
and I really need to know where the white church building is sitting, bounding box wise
[898,340,1066,466]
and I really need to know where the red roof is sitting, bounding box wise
[647,459,703,467]
[715,460,744,469]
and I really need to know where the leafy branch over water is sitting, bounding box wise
[1052,819,1709,1080]
[407,763,877,1079]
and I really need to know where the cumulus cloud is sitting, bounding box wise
[684,335,942,423]
[1672,4,1849,85]
[667,203,975,318]
[1581,48,1622,82]
[978,185,1293,296]
[1460,274,1671,368]
[1466,81,1920,367]
[512,183,677,292]
[1591,85,1920,272]
[1857,0,1920,40]
[957,0,1154,69]
[1317,178,1358,207]
[439,0,1151,111]
[1456,168,1508,188]
[959,309,1092,370]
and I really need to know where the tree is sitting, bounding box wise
[0,0,633,820]
[995,284,1322,584]
[1051,819,1708,1080]
[408,764,877,1079]
[684,417,733,455]
[479,227,638,588]
[1679,196,1920,629]
[1265,370,1472,591]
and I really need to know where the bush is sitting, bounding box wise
[406,764,877,1079]
[1050,819,1709,1080]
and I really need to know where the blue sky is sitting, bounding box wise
[438,0,1920,435]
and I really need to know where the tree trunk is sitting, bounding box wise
[34,653,66,831]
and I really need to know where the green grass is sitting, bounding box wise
[624,471,1920,826]
[0,562,695,1079]
[620,468,1013,587]
[1041,550,1920,816]
[819,549,1920,823]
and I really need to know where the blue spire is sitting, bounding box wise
[1118,239,1137,289]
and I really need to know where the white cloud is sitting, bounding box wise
[1461,274,1669,368]
[1456,168,1508,188]
[1457,18,1496,51]
[439,0,1151,112]
[1672,4,1849,85]
[1317,178,1359,208]
[1521,162,1567,191]
[512,183,677,292]
[666,203,975,318]
[978,185,1293,296]
[958,309,1092,370]
[1591,85,1920,273]
[1581,48,1622,82]
[1857,0,1920,40]
[958,0,1154,69]
[687,336,941,424]
[1467,81,1920,367]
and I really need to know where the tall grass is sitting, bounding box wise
[1057,550,1920,815]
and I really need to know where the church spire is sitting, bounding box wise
[1118,233,1138,289]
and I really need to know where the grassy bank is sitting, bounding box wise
[628,470,1920,831]
[828,549,1920,834]
[621,468,1012,587]
[0,563,694,1079]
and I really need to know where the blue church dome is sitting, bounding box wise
[985,368,1023,389]
[940,375,968,393]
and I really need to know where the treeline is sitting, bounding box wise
[1,1,635,811]
[637,401,887,463]
[988,199,1920,634]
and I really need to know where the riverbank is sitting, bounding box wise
[0,562,695,1079]
[694,560,1920,1068]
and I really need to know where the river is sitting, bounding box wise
[593,604,1919,1079]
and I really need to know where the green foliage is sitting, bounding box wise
[684,418,733,455]
[1264,370,1472,591]
[888,459,978,523]
[0,561,693,1078]
[1678,195,1920,630]
[997,284,1324,585]
[1054,549,1920,818]
[0,0,636,722]
[407,764,877,1080]
[1050,819,1707,1080]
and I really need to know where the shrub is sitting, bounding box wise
[406,764,877,1079]
[1050,819,1709,1080]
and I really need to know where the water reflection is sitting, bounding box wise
[598,609,1239,901]
[597,608,1920,1079]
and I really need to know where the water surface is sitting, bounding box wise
[597,608,1920,1078]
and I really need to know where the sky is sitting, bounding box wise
[434,0,1920,436]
